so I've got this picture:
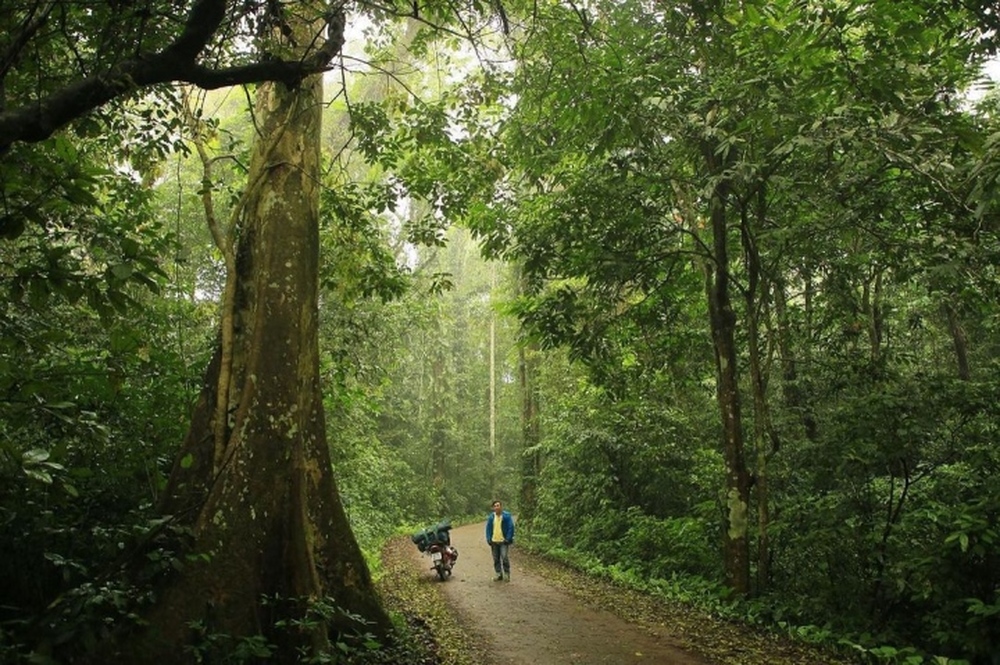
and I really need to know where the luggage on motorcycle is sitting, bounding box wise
[433,520,452,545]
[411,520,453,552]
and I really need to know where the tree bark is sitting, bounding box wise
[518,339,541,524]
[944,301,971,381]
[740,200,776,595]
[430,332,449,489]
[109,9,390,663]
[862,267,884,362]
[489,263,497,465]
[703,167,751,597]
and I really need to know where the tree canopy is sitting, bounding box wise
[2,0,1000,662]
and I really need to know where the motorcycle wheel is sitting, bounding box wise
[436,564,447,581]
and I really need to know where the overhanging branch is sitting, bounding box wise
[0,0,346,153]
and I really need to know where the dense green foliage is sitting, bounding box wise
[2,0,1000,662]
[437,0,1000,662]
[0,155,214,657]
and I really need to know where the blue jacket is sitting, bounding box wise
[486,510,515,544]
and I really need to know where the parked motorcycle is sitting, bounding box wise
[411,520,459,581]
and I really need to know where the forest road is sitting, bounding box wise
[408,522,714,665]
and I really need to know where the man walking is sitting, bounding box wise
[486,500,515,581]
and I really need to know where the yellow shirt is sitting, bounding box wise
[491,513,504,543]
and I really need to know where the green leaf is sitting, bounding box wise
[110,263,134,280]
[23,448,50,464]
[24,467,53,484]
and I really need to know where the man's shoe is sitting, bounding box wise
[503,572,510,582]
[494,574,503,581]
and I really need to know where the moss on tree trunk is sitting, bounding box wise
[108,11,390,663]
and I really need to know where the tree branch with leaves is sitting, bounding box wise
[0,0,346,152]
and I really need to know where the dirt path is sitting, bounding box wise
[408,522,712,665]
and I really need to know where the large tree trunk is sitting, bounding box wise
[111,10,390,663]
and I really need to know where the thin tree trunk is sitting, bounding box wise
[180,87,239,474]
[489,262,497,465]
[740,199,775,595]
[431,335,448,489]
[514,264,541,522]
[944,301,970,380]
[518,341,541,523]
[702,158,751,596]
[774,275,818,441]
[862,267,884,362]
